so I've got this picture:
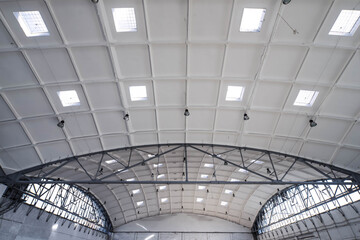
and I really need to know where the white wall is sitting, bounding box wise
[256,201,360,240]
[0,204,108,240]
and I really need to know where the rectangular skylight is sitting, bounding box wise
[230,178,239,182]
[220,201,228,206]
[153,163,163,168]
[129,86,147,101]
[196,198,204,203]
[157,174,165,179]
[251,160,264,165]
[329,10,360,36]
[293,90,319,107]
[198,185,206,190]
[204,163,214,168]
[105,159,117,164]
[126,178,135,182]
[159,186,167,190]
[148,154,155,158]
[13,11,49,37]
[201,174,209,179]
[226,86,245,101]
[57,90,80,107]
[224,189,233,194]
[136,201,144,206]
[112,8,137,32]
[240,8,266,32]
[132,189,140,194]
[161,198,168,203]
[238,168,249,173]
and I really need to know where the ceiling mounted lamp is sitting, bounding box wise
[282,0,291,5]
[309,119,317,128]
[184,109,190,117]
[91,0,99,3]
[123,113,129,121]
[243,113,250,121]
[57,120,65,128]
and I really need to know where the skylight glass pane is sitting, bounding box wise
[112,8,137,32]
[329,10,360,36]
[240,8,266,32]
[251,160,264,164]
[196,198,203,203]
[126,178,135,182]
[153,163,163,168]
[201,174,208,179]
[224,189,233,194]
[105,159,117,164]
[129,86,147,101]
[238,168,249,173]
[157,174,165,179]
[161,198,168,203]
[198,185,206,190]
[14,11,49,37]
[293,90,319,107]
[132,189,140,194]
[159,186,166,190]
[230,178,239,182]
[136,201,144,206]
[221,201,228,206]
[204,163,214,168]
[226,86,245,101]
[57,90,80,107]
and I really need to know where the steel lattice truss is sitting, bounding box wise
[1,144,360,186]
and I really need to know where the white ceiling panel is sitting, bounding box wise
[49,0,104,43]
[102,134,129,150]
[128,109,156,132]
[238,134,271,149]
[0,0,63,47]
[146,0,187,41]
[71,46,114,81]
[186,132,212,143]
[252,82,291,110]
[71,137,102,155]
[94,111,127,135]
[272,0,331,43]
[260,45,307,80]
[85,82,122,110]
[189,0,232,41]
[154,80,186,106]
[223,44,264,78]
[4,88,54,117]
[215,109,242,132]
[151,44,186,77]
[320,88,360,118]
[332,147,360,171]
[36,140,72,162]
[343,123,360,147]
[0,20,15,49]
[269,137,302,155]
[0,122,30,149]
[337,51,360,87]
[188,80,219,106]
[131,132,158,145]
[0,95,15,121]
[274,113,309,138]
[213,132,237,146]
[115,44,151,78]
[188,44,225,77]
[244,111,279,135]
[0,146,41,172]
[158,132,185,144]
[157,109,185,131]
[187,109,216,131]
[300,141,337,163]
[45,84,90,113]
[25,48,78,84]
[0,51,38,88]
[63,113,98,139]
[307,117,351,143]
[23,117,65,143]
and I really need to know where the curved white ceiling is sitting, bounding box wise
[0,0,360,230]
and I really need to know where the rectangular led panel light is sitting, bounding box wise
[129,86,147,101]
[14,11,49,37]
[57,90,80,107]
[294,90,319,107]
[112,8,137,32]
[226,86,245,101]
[329,10,360,36]
[240,8,266,32]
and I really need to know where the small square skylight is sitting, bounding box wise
[196,198,204,203]
[13,11,49,37]
[136,201,144,206]
[57,90,80,107]
[129,86,147,101]
[220,201,228,206]
[240,8,266,32]
[230,178,239,182]
[201,174,209,179]
[153,163,163,168]
[132,189,140,194]
[198,185,206,190]
[226,86,245,101]
[159,186,167,190]
[329,10,360,36]
[293,90,319,107]
[238,168,249,173]
[126,178,135,182]
[251,160,264,165]
[148,154,155,158]
[161,198,168,203]
[157,174,165,179]
[112,8,137,32]
[224,189,233,194]
[105,159,117,164]
[204,163,214,168]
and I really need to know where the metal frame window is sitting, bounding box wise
[253,179,360,235]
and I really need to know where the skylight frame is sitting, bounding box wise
[57,90,81,107]
[13,11,50,37]
[112,8,137,33]
[129,86,148,101]
[293,90,319,107]
[225,86,245,101]
[240,8,266,32]
[329,10,360,36]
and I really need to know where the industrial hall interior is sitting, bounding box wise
[0,0,360,239]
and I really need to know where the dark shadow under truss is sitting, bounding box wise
[1,144,360,186]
